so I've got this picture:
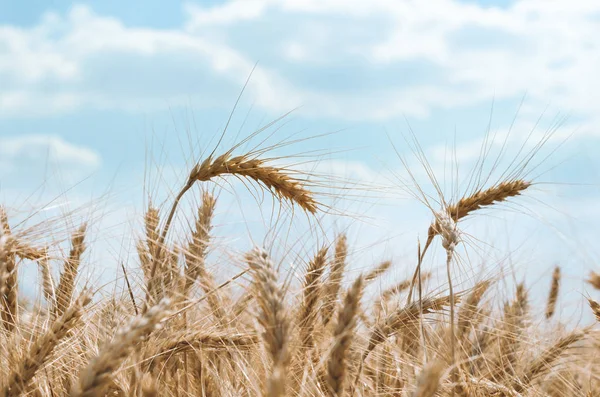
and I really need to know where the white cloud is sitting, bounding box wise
[0,1,600,125]
[0,134,101,168]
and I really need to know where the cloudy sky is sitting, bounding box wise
[1,0,600,320]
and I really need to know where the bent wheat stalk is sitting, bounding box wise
[146,150,318,310]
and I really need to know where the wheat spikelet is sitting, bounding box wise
[325,276,363,396]
[72,298,171,397]
[188,153,318,214]
[545,266,561,319]
[2,292,91,397]
[53,224,87,318]
[245,248,290,397]
[322,234,348,326]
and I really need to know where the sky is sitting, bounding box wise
[1,0,600,322]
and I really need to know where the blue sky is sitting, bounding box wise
[1,0,599,321]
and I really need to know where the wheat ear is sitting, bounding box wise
[246,248,290,397]
[298,247,327,350]
[53,224,87,317]
[146,151,318,311]
[0,234,12,304]
[514,329,587,392]
[325,276,363,396]
[2,292,91,397]
[408,179,531,304]
[0,209,17,331]
[322,234,348,326]
[188,153,318,214]
[72,298,171,397]
[457,280,491,340]
[364,260,392,284]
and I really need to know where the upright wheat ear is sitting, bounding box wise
[245,248,290,397]
[298,247,327,350]
[0,234,12,302]
[325,276,363,397]
[54,224,87,318]
[0,208,17,331]
[322,234,348,326]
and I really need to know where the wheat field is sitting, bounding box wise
[0,132,599,397]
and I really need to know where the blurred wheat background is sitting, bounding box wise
[2,1,600,396]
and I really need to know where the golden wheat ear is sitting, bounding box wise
[188,153,319,214]
[72,298,171,397]
[2,291,92,397]
[408,179,532,304]
[324,276,363,397]
[245,247,290,397]
[145,149,320,310]
[53,223,87,318]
